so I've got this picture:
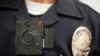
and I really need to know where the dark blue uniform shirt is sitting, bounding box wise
[0,0,100,56]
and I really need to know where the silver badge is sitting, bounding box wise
[72,26,92,56]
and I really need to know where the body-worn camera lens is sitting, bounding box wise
[22,30,37,45]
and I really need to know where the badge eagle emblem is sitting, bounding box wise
[72,26,92,56]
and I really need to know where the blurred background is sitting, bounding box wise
[79,0,100,14]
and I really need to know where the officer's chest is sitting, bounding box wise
[51,16,92,55]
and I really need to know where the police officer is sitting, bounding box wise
[0,0,100,56]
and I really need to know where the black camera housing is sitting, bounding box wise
[15,19,54,55]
